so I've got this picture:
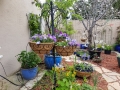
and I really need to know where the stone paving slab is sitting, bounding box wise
[20,70,46,90]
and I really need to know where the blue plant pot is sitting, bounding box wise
[45,55,62,69]
[21,67,38,80]
[117,47,120,53]
[80,44,88,49]
[115,45,120,51]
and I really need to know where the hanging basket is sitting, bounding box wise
[81,38,87,42]
[29,42,54,54]
[76,70,92,78]
[55,46,77,56]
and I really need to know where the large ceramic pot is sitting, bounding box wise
[115,45,120,51]
[21,66,38,80]
[29,42,54,54]
[55,46,77,56]
[45,54,62,69]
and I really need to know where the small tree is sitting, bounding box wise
[33,0,78,34]
[73,0,117,49]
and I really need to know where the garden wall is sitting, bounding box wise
[0,0,40,77]
[71,20,120,45]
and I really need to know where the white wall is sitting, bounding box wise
[0,0,40,77]
[71,20,120,45]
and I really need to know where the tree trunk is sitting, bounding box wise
[88,29,93,50]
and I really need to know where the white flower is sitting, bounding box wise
[36,41,40,44]
[99,40,103,44]
[102,46,104,48]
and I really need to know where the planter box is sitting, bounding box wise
[104,50,111,55]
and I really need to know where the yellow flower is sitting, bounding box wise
[73,71,76,75]
[72,74,75,77]
[66,71,70,76]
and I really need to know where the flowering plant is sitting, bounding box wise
[56,37,79,47]
[55,29,68,40]
[104,44,112,50]
[31,34,56,44]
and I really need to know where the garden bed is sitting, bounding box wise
[62,59,108,90]
[89,52,120,73]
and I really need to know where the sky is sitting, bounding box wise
[39,0,46,4]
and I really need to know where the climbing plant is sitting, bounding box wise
[28,13,41,36]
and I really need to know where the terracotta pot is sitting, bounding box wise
[29,42,54,54]
[55,46,77,56]
[76,70,92,78]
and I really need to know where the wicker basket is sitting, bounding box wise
[55,46,77,56]
[76,70,92,78]
[29,42,54,54]
[81,39,87,42]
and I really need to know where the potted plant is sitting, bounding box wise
[55,29,68,42]
[117,54,120,68]
[16,51,41,80]
[44,53,62,69]
[75,50,90,60]
[92,53,102,63]
[29,34,56,54]
[104,44,112,54]
[75,62,94,78]
[55,37,78,56]
[96,44,103,51]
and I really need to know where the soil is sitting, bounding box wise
[89,51,120,73]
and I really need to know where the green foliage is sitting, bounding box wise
[72,14,83,20]
[55,65,80,90]
[113,0,120,11]
[92,73,100,90]
[33,0,80,33]
[116,32,120,45]
[16,51,41,69]
[56,41,68,46]
[28,13,41,36]
[80,83,93,90]
[104,44,112,50]
[75,63,93,72]
[76,50,89,56]
[61,22,76,35]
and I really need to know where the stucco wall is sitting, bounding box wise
[0,0,40,77]
[71,20,120,45]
